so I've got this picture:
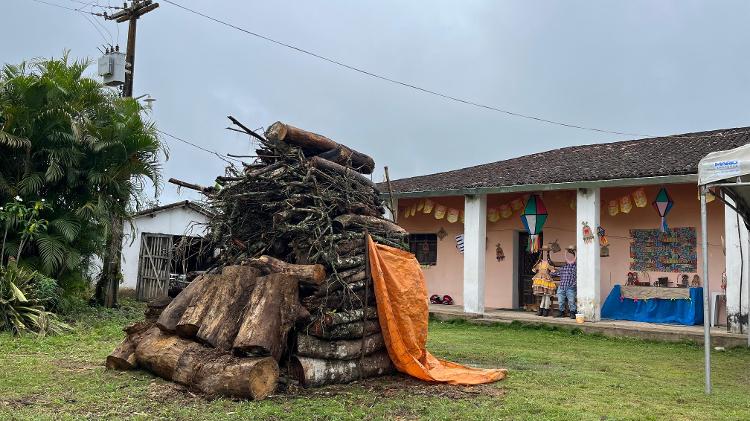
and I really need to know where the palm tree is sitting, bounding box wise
[0,54,164,305]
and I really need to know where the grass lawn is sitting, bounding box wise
[1,300,749,420]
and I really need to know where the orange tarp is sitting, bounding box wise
[368,236,507,385]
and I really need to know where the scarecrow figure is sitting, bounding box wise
[532,245,557,317]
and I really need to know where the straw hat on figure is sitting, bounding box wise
[532,245,557,316]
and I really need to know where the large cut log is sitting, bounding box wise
[302,287,375,311]
[309,157,377,190]
[106,321,152,371]
[310,307,378,329]
[314,270,367,297]
[306,319,381,340]
[290,352,394,387]
[265,121,375,174]
[333,214,406,235]
[296,333,385,360]
[233,273,300,361]
[134,327,279,400]
[195,266,260,350]
[246,255,326,286]
[156,273,214,333]
[145,297,172,322]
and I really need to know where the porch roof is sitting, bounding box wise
[384,127,750,198]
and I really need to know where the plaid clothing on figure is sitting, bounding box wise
[558,262,577,289]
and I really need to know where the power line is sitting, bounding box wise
[156,128,244,165]
[162,0,651,138]
[27,0,104,15]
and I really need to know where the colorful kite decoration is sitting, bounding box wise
[652,187,674,232]
[520,194,548,253]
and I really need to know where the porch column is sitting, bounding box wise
[463,194,487,314]
[576,187,601,321]
[725,197,749,333]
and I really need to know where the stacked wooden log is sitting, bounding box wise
[108,121,409,399]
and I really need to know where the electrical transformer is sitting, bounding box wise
[97,51,126,86]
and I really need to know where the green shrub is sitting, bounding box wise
[0,261,69,335]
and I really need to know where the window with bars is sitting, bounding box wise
[408,233,438,266]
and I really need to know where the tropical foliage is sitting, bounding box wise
[0,260,68,335]
[0,54,164,305]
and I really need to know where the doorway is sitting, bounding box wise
[517,231,543,309]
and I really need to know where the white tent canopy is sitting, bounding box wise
[698,142,750,394]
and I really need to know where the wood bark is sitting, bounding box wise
[302,287,375,311]
[246,255,326,285]
[310,307,378,329]
[134,327,279,400]
[156,273,213,333]
[195,266,260,350]
[233,273,300,361]
[106,338,138,370]
[308,156,376,190]
[296,333,385,360]
[333,214,406,235]
[307,319,380,340]
[290,352,393,387]
[265,121,375,174]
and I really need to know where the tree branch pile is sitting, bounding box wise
[107,121,409,399]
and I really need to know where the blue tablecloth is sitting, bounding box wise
[601,285,704,325]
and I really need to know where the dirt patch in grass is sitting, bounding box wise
[283,374,505,400]
[52,358,99,373]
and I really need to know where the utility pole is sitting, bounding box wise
[105,0,159,98]
[95,1,159,308]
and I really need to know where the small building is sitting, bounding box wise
[121,200,213,300]
[386,127,749,333]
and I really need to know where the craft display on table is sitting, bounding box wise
[434,204,447,220]
[423,199,434,214]
[626,272,638,286]
[630,227,697,272]
[619,285,692,300]
[496,243,505,261]
[620,195,633,213]
[446,208,460,223]
[677,274,689,288]
[633,188,648,208]
[520,194,548,253]
[652,187,674,232]
[582,222,595,243]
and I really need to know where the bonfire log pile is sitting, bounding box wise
[107,121,409,399]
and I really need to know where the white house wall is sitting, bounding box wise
[120,207,210,289]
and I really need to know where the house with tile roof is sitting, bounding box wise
[383,127,750,332]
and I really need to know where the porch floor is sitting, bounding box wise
[429,304,749,348]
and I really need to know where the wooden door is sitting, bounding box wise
[517,232,542,309]
[136,233,173,301]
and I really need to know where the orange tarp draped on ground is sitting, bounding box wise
[367,236,507,385]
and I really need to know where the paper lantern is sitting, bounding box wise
[446,208,460,223]
[488,207,500,222]
[652,187,674,232]
[423,199,435,214]
[520,194,548,253]
[569,197,576,210]
[459,210,464,224]
[499,204,512,219]
[510,198,524,211]
[401,207,409,219]
[434,204,447,220]
[608,200,619,216]
[416,200,425,212]
[410,203,417,217]
[620,195,633,214]
[633,188,648,208]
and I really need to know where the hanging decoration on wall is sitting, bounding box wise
[446,208,460,223]
[423,199,435,214]
[633,188,648,208]
[620,195,633,214]
[434,204,447,220]
[488,207,500,223]
[459,210,464,224]
[455,234,465,254]
[499,204,513,219]
[582,221,595,243]
[436,227,447,240]
[569,196,576,210]
[550,239,561,253]
[597,226,609,247]
[652,187,674,232]
[416,200,425,212]
[520,194,548,253]
[608,200,619,216]
[410,203,418,217]
[496,243,505,261]
[600,245,610,257]
[401,207,409,219]
[511,198,524,212]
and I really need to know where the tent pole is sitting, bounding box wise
[700,186,712,394]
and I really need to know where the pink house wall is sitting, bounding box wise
[397,183,726,310]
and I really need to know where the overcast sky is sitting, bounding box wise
[4,0,750,204]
